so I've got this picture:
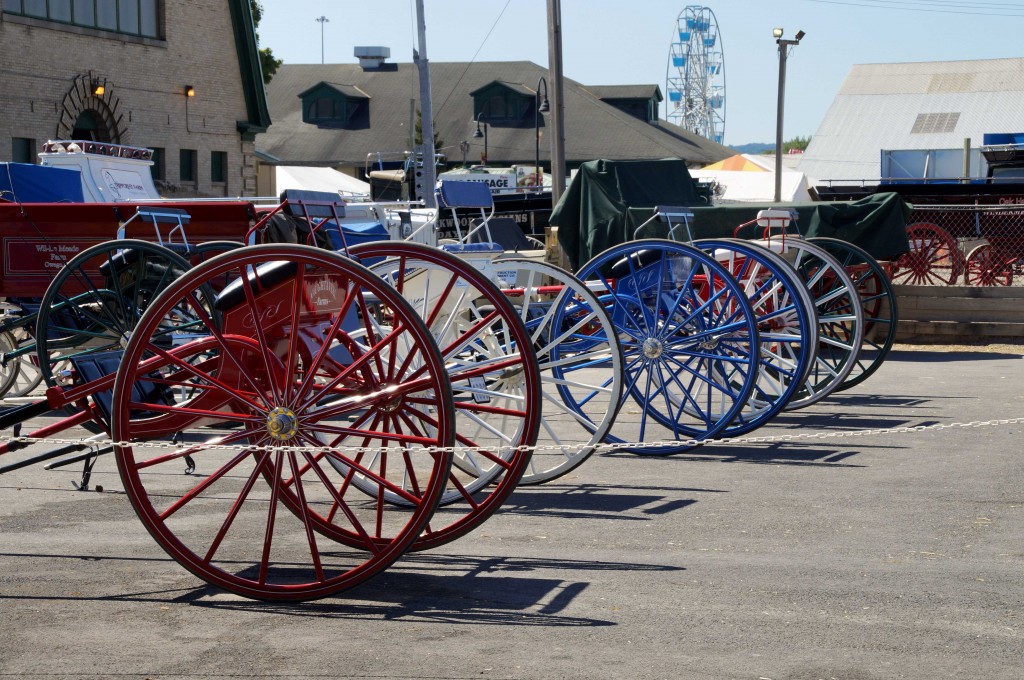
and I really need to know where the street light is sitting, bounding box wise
[315,15,329,64]
[473,112,488,165]
[534,76,550,192]
[774,27,804,202]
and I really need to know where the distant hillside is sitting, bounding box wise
[731,142,774,154]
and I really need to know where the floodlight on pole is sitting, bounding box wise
[315,16,329,64]
[774,28,804,203]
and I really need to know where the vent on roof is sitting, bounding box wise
[355,46,390,70]
[911,112,960,134]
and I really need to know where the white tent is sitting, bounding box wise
[689,168,814,203]
[275,165,370,197]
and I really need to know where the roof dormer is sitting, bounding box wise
[470,81,537,126]
[299,82,370,129]
[587,85,664,124]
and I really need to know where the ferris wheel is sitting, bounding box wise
[666,6,726,144]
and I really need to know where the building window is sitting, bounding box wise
[211,151,227,184]
[150,146,165,181]
[472,86,533,124]
[12,137,36,163]
[179,149,197,183]
[305,96,360,128]
[3,0,162,38]
[299,83,369,130]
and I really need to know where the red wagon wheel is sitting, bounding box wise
[889,222,963,286]
[111,244,455,601]
[964,243,1014,287]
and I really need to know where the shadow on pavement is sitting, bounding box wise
[887,349,1024,363]
[0,549,682,626]
[498,481,717,520]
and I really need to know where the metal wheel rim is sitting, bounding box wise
[693,238,816,435]
[807,237,898,391]
[576,239,760,455]
[752,238,865,409]
[111,244,456,601]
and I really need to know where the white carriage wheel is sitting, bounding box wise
[751,238,865,409]
[496,257,624,484]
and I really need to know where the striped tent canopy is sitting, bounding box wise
[701,154,770,172]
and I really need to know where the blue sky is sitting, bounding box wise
[258,0,1024,146]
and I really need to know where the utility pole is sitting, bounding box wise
[546,0,566,205]
[773,29,804,203]
[414,0,436,208]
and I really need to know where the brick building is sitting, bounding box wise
[0,0,269,197]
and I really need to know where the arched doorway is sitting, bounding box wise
[55,75,125,143]
[71,110,113,142]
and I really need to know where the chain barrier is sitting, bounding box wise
[4,416,1022,459]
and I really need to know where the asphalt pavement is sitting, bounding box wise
[0,345,1021,679]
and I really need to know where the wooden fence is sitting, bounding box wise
[894,285,1024,341]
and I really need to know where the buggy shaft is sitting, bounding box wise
[0,407,94,456]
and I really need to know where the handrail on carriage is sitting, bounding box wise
[116,206,192,248]
[733,208,800,242]
[631,205,696,242]
[435,180,497,245]
[247,190,347,248]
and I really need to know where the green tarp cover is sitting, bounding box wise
[683,194,912,261]
[551,158,911,268]
[550,159,701,270]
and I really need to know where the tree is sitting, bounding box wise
[250,0,282,85]
[784,135,811,153]
[415,108,444,150]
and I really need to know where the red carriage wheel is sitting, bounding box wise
[111,244,455,601]
[965,243,1014,287]
[889,222,963,286]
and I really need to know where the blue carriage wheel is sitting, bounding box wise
[575,239,760,455]
[692,238,817,436]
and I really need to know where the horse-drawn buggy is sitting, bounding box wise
[0,151,901,601]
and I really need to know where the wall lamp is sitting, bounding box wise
[92,79,105,96]
[184,85,196,98]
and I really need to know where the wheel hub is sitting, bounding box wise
[498,366,525,388]
[642,337,664,359]
[266,407,298,441]
[379,392,404,413]
[700,336,721,351]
